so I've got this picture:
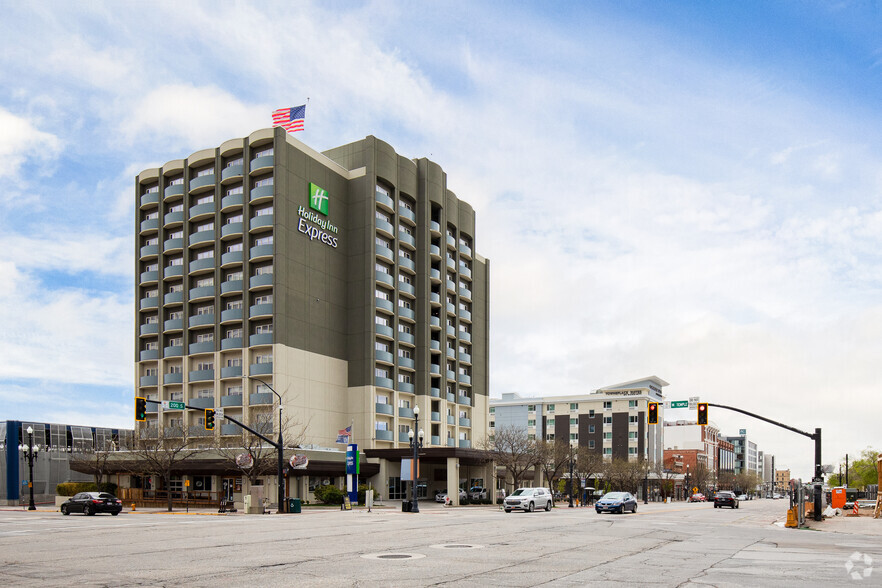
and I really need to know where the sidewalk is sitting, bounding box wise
[804,511,882,535]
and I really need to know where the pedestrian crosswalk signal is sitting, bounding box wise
[697,403,708,425]
[647,402,659,424]
[135,397,147,422]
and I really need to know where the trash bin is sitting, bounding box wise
[402,500,412,512]
[288,498,301,513]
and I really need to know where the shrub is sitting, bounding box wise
[313,484,344,505]
[57,482,119,496]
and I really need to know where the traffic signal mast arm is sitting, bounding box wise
[705,402,817,441]
[139,399,280,449]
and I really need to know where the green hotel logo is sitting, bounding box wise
[309,183,329,215]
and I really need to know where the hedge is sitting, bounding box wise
[56,482,118,496]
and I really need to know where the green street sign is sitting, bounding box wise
[670,400,689,408]
[166,401,186,410]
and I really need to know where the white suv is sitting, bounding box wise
[504,487,552,512]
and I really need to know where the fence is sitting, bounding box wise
[118,488,223,508]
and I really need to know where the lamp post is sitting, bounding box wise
[248,377,285,514]
[407,405,424,513]
[685,464,690,502]
[19,426,39,510]
[568,445,575,508]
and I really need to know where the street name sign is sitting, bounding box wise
[670,400,689,408]
[688,396,699,410]
[162,401,186,410]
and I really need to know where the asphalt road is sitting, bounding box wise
[1,499,879,586]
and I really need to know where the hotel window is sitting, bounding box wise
[527,419,536,427]
[169,390,183,401]
[226,357,242,367]
[144,341,158,350]
[196,388,213,398]
[399,273,413,286]
[398,298,413,311]
[196,277,214,288]
[546,404,554,413]
[169,310,183,320]
[255,353,272,364]
[399,224,413,237]
[446,226,456,239]
[225,270,243,281]
[144,236,158,246]
[167,256,183,266]
[195,194,214,205]
[376,288,392,301]
[570,418,578,426]
[376,210,392,224]
[196,361,213,371]
[144,315,158,324]
[195,332,213,343]
[376,261,392,276]
[570,403,578,411]
[527,434,535,440]
[144,288,159,298]
[603,432,612,440]
[254,264,273,275]
[603,416,612,425]
[144,211,159,220]
[253,175,273,188]
[376,340,390,353]
[375,314,391,327]
[225,327,242,339]
[399,424,411,435]
[628,447,638,456]
[459,410,468,419]
[547,420,555,428]
[546,433,554,440]
[375,422,388,431]
[144,263,158,272]
[252,146,273,159]
[489,407,495,414]
[376,235,393,250]
[400,196,415,211]
[254,324,273,334]
[194,304,213,316]
[375,367,390,379]
[603,401,612,410]
[225,385,242,396]
[399,248,413,261]
[376,394,389,405]
[254,294,273,305]
[398,348,413,359]
[253,205,273,216]
[527,405,536,412]
[168,229,183,239]
[376,184,390,197]
[570,433,578,441]
[398,399,410,409]
[168,203,184,213]
[225,156,243,168]
[629,415,638,424]
[167,177,183,187]
[628,432,638,439]
[225,212,243,224]
[603,448,613,456]
[168,337,182,347]
[168,365,182,374]
[588,440,596,449]
[589,409,595,417]
[225,242,243,253]
[398,323,413,335]
[194,248,214,260]
[225,299,243,310]
[194,166,214,178]
[225,184,244,196]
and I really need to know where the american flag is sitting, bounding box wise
[336,425,352,444]
[272,105,306,133]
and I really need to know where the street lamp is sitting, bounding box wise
[407,405,424,513]
[685,464,690,502]
[568,445,575,508]
[19,426,39,510]
[248,376,285,514]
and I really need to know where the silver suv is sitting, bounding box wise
[504,487,552,512]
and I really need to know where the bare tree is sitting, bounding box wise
[534,440,571,503]
[577,447,605,490]
[214,411,308,489]
[652,459,678,501]
[69,449,113,487]
[480,425,537,490]
[129,427,198,512]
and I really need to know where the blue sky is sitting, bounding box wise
[2,1,882,477]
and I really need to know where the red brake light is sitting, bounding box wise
[92,499,103,504]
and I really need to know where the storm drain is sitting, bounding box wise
[430,543,484,550]
[361,553,426,560]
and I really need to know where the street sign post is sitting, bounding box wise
[670,400,688,408]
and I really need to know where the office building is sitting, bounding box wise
[135,128,490,504]
[725,431,758,476]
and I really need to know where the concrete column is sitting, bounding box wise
[447,457,459,506]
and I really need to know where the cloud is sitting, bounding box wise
[0,106,61,181]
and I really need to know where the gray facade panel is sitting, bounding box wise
[494,404,528,432]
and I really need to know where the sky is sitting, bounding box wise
[2,0,881,479]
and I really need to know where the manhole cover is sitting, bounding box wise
[430,543,484,550]
[361,553,426,561]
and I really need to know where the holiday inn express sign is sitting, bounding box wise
[298,182,339,247]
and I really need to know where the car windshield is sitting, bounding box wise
[716,492,732,497]
[602,492,628,500]
[510,488,534,496]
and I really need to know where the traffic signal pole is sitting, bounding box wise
[705,402,823,521]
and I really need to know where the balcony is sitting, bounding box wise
[398,282,414,297]
[189,313,215,328]
[220,308,242,323]
[446,235,456,249]
[397,331,414,345]
[459,331,471,343]
[221,163,243,182]
[446,279,456,292]
[189,202,215,221]
[430,363,441,374]
[249,273,273,289]
[446,325,455,336]
[399,232,415,248]
[376,298,393,313]
[447,415,455,425]
[399,407,414,419]
[189,426,212,437]
[446,257,456,270]
[375,403,393,416]
[221,251,243,267]
[375,430,393,441]
[220,280,242,296]
[459,417,471,428]
[430,292,441,305]
[458,374,471,385]
[221,222,243,239]
[458,309,472,322]
[139,322,159,336]
[398,357,414,370]
[431,435,441,446]
[375,350,394,364]
[430,269,441,282]
[249,244,273,261]
[139,296,159,310]
[458,395,471,406]
[375,270,394,287]
[139,375,158,386]
[163,211,184,227]
[250,155,274,172]
[189,286,215,301]
[249,214,274,232]
[220,423,241,435]
[163,345,183,357]
[397,382,414,393]
[447,438,455,447]
[399,306,414,321]
[249,392,273,405]
[460,266,472,279]
[188,342,214,354]
[431,411,441,422]
[250,362,273,376]
[429,244,441,258]
[374,376,394,389]
[249,185,274,203]
[164,183,184,198]
[430,387,440,398]
[375,190,394,211]
[399,206,415,223]
[446,302,456,314]
[458,440,471,449]
[398,431,412,443]
[375,244,394,263]
[189,230,215,247]
[163,237,183,252]
[163,372,183,384]
[459,243,472,258]
[189,258,215,276]
[398,256,415,272]
[221,193,244,211]
[376,324,393,339]
[376,219,394,238]
[430,221,441,234]
[459,352,471,364]
[164,265,184,279]
[220,337,242,351]
[189,369,214,381]
[249,303,272,318]
[249,333,273,346]
[189,397,214,410]
[189,173,216,192]
[139,218,159,233]
[459,287,472,301]
[446,347,455,359]
[430,340,441,353]
[220,395,242,408]
[139,244,159,259]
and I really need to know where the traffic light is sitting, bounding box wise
[135,397,147,422]
[204,409,215,431]
[697,403,708,425]
[647,402,659,424]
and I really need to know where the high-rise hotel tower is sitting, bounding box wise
[135,127,489,496]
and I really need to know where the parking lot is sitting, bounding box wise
[2,499,880,586]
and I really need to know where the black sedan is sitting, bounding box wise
[595,492,638,514]
[713,491,739,509]
[61,492,123,516]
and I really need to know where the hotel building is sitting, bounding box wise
[135,128,490,504]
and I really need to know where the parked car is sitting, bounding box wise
[469,487,487,500]
[689,493,706,502]
[713,491,739,509]
[595,492,638,514]
[772,493,783,499]
[736,494,747,501]
[61,492,123,516]
[504,487,552,512]
[435,489,467,503]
